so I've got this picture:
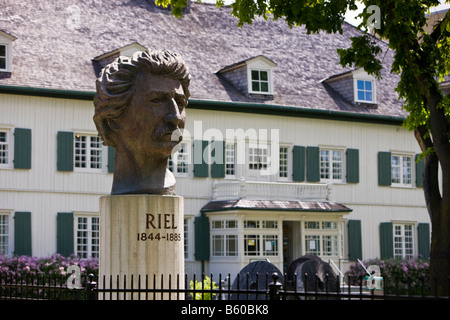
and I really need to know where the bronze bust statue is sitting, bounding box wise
[93,49,190,195]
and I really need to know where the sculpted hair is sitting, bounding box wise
[93,49,191,146]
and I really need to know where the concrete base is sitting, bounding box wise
[99,195,184,299]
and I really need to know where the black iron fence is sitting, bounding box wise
[1,271,449,301]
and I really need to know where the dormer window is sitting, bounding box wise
[250,69,270,93]
[356,79,374,102]
[0,45,7,70]
[0,30,17,73]
[321,68,377,107]
[218,55,276,97]
[352,69,376,104]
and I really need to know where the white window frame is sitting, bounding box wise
[210,219,239,257]
[168,141,190,177]
[303,220,342,258]
[353,69,377,104]
[320,148,344,183]
[278,145,290,181]
[393,223,415,259]
[246,56,275,95]
[0,42,12,72]
[0,128,12,169]
[74,214,100,259]
[355,79,375,103]
[249,69,272,94]
[184,217,190,260]
[243,219,280,257]
[248,145,268,171]
[225,142,236,178]
[0,211,12,256]
[74,133,105,173]
[391,153,413,187]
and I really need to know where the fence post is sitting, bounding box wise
[268,273,282,300]
[86,273,97,301]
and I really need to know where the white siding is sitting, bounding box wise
[0,94,430,273]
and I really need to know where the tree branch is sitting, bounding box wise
[414,126,441,221]
[429,10,449,43]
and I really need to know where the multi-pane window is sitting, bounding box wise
[320,149,343,182]
[184,218,189,259]
[211,220,238,257]
[248,147,268,170]
[0,45,6,70]
[0,214,9,255]
[250,70,269,93]
[304,221,340,257]
[225,143,236,176]
[262,235,278,256]
[394,224,414,259]
[243,220,279,256]
[244,234,260,256]
[212,235,238,256]
[74,134,103,171]
[279,146,289,179]
[391,155,412,186]
[0,131,9,167]
[356,79,374,102]
[75,216,99,258]
[168,142,189,175]
[212,220,238,229]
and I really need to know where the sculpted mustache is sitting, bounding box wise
[152,126,183,141]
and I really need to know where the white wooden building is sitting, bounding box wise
[0,1,431,277]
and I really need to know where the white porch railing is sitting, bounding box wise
[212,178,331,201]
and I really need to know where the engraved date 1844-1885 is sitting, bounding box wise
[137,213,181,242]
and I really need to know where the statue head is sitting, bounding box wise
[94,49,190,153]
[93,49,191,195]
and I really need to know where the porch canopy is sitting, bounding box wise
[201,199,352,213]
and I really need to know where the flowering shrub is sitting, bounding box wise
[345,257,430,295]
[0,254,98,283]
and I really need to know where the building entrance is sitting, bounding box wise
[282,221,302,272]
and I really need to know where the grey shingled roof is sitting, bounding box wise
[0,0,405,117]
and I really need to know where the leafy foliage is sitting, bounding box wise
[345,257,431,296]
[189,275,218,300]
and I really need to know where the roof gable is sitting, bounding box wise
[93,42,148,61]
[0,30,17,42]
[218,55,277,73]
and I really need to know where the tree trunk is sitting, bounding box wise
[430,205,450,296]
[414,87,450,296]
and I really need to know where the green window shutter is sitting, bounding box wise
[57,212,74,257]
[348,220,362,260]
[211,140,225,178]
[415,154,424,188]
[417,223,430,259]
[379,222,393,258]
[14,128,32,169]
[57,131,74,172]
[14,212,32,256]
[306,146,320,182]
[346,148,359,183]
[193,140,209,178]
[378,151,391,186]
[108,146,116,174]
[292,146,305,182]
[194,216,210,260]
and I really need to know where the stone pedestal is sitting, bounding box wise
[99,195,184,299]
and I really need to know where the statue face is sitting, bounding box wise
[118,71,187,158]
